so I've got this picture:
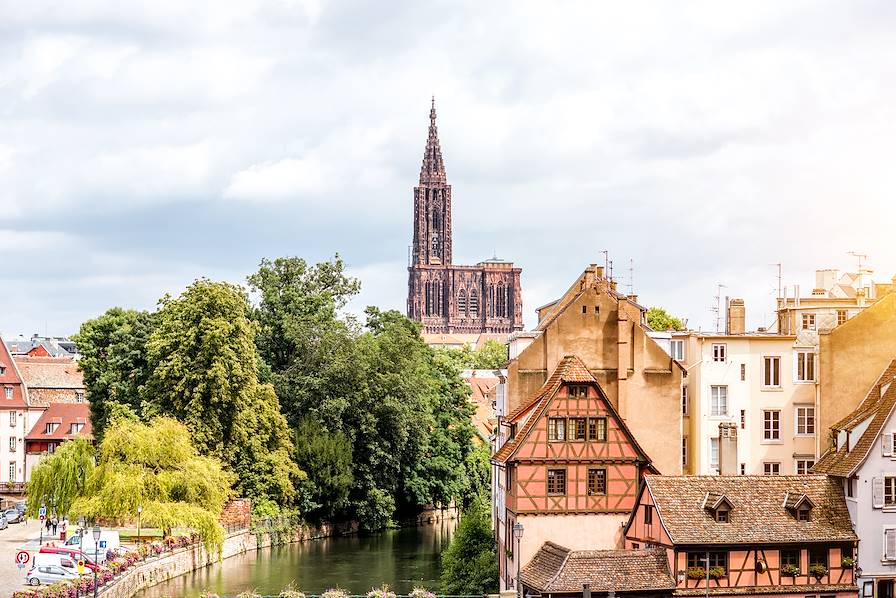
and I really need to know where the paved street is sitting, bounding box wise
[0,520,55,597]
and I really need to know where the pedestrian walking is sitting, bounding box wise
[51,516,58,535]
[45,517,51,534]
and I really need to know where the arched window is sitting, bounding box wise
[425,282,432,315]
[496,282,506,318]
[469,289,479,318]
[431,233,439,257]
[458,289,467,316]
[432,205,441,232]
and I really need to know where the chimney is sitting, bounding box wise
[718,422,738,475]
[816,269,838,292]
[726,299,745,335]
[628,294,639,304]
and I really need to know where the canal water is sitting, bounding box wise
[135,520,456,598]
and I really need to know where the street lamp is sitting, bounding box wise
[77,516,85,598]
[136,505,143,551]
[92,524,101,598]
[39,498,46,546]
[513,522,524,598]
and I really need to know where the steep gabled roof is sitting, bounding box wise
[493,355,655,469]
[521,542,675,594]
[813,359,896,477]
[643,475,855,545]
[25,402,92,442]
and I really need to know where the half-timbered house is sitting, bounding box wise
[625,474,858,598]
[493,354,657,591]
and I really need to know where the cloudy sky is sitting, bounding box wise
[2,0,895,338]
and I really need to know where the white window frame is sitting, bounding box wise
[762,410,781,442]
[4,387,11,400]
[671,339,685,361]
[710,437,719,471]
[795,459,815,475]
[795,405,816,436]
[884,525,896,561]
[885,476,896,508]
[8,437,15,452]
[8,461,14,482]
[762,355,782,388]
[712,343,727,362]
[710,385,728,417]
[802,313,816,331]
[9,411,15,427]
[763,462,781,476]
[795,350,816,383]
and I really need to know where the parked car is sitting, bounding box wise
[25,564,80,586]
[39,546,100,572]
[0,514,8,530]
[3,508,22,523]
[14,502,26,514]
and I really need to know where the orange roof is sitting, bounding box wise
[26,403,92,442]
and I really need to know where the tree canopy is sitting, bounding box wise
[26,437,95,518]
[646,306,685,331]
[439,496,499,594]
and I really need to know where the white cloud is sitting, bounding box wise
[223,156,332,201]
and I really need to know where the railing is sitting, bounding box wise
[223,522,251,534]
[0,482,26,494]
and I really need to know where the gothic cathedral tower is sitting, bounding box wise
[407,99,524,337]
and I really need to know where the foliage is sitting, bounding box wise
[70,417,233,552]
[293,418,354,521]
[26,437,95,518]
[279,584,306,598]
[73,308,157,441]
[686,567,706,579]
[408,589,435,598]
[436,339,507,371]
[460,443,492,508]
[142,279,303,506]
[236,592,262,598]
[808,563,828,579]
[366,586,396,598]
[781,563,799,576]
[709,566,726,579]
[646,306,684,331]
[439,497,498,594]
[321,589,349,598]
[842,556,856,568]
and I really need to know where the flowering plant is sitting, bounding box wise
[367,585,396,598]
[781,563,799,576]
[409,588,435,598]
[808,563,828,579]
[321,588,349,598]
[686,566,705,579]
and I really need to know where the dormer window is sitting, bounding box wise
[797,507,811,522]
[568,385,588,398]
[784,492,816,521]
[716,507,730,523]
[0,364,5,375]
[703,492,734,522]
[45,422,59,434]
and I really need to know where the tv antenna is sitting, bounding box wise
[710,283,728,332]
[628,258,634,295]
[847,251,873,275]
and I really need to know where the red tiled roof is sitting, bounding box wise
[26,403,92,441]
[522,542,675,594]
[14,356,84,390]
[0,338,28,408]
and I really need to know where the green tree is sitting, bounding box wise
[142,279,302,506]
[73,308,156,441]
[440,497,499,594]
[293,418,354,521]
[461,443,492,508]
[472,339,508,369]
[646,306,684,331]
[26,437,95,518]
[70,417,234,552]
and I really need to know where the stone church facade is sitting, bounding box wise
[407,100,523,335]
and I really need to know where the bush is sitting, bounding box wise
[236,591,261,598]
[408,589,435,598]
[321,589,349,598]
[439,497,498,594]
[278,582,305,598]
[709,566,726,579]
[842,556,856,568]
[781,563,799,576]
[366,586,396,598]
[808,563,828,579]
[686,566,706,579]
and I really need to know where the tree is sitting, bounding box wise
[70,417,234,552]
[293,418,354,521]
[26,437,95,518]
[142,279,302,506]
[439,497,499,594]
[472,339,508,369]
[646,306,684,331]
[73,308,156,441]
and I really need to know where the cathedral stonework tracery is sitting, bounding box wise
[406,100,523,335]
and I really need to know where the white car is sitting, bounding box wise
[25,564,80,585]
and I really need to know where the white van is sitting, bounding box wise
[65,530,121,562]
[32,552,79,575]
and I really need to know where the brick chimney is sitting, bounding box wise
[726,299,745,335]
[718,422,738,475]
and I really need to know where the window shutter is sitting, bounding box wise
[874,477,885,508]
[886,528,896,560]
[884,433,894,457]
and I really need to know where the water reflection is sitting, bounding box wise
[136,520,456,598]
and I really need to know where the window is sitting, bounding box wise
[588,417,607,442]
[711,386,728,416]
[796,350,815,382]
[846,478,855,498]
[796,459,815,475]
[0,365,4,375]
[457,289,467,315]
[687,551,727,572]
[741,363,746,381]
[548,418,566,441]
[781,548,800,572]
[716,507,730,523]
[763,356,781,387]
[568,385,588,398]
[547,469,566,495]
[644,505,653,525]
[682,437,688,468]
[9,411,15,427]
[45,422,59,434]
[808,547,828,569]
[837,310,848,326]
[885,527,896,561]
[587,468,606,495]
[75,392,84,404]
[740,409,746,429]
[763,410,780,441]
[47,443,55,454]
[4,387,11,400]
[798,507,812,522]
[681,386,689,415]
[763,462,781,475]
[796,406,816,435]
[8,461,14,482]
[70,423,84,434]
[712,344,727,362]
[740,463,745,475]
[570,418,587,441]
[710,438,719,470]
[885,476,896,506]
[8,437,15,452]
[671,340,685,361]
[802,313,816,330]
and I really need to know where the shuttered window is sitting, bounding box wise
[884,432,896,457]
[884,527,896,561]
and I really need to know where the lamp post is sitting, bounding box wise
[92,524,101,598]
[513,522,524,598]
[39,498,45,546]
[77,516,85,598]
[704,551,710,598]
[136,505,143,552]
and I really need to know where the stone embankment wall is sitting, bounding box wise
[98,521,359,598]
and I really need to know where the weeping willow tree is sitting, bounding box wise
[70,416,235,553]
[26,437,95,518]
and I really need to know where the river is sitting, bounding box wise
[135,520,456,598]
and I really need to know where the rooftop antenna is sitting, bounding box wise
[847,250,873,274]
[710,283,728,332]
[772,263,782,300]
[609,259,615,284]
[600,250,609,275]
[628,258,634,295]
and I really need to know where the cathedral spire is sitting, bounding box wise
[420,97,447,185]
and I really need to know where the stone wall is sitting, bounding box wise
[98,521,359,598]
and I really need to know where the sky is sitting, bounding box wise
[2,0,896,338]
